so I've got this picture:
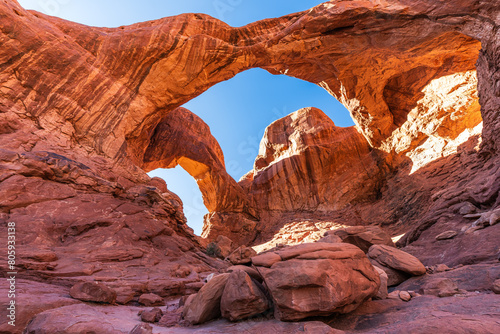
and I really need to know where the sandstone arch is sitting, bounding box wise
[1,0,498,248]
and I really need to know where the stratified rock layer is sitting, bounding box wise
[1,0,500,333]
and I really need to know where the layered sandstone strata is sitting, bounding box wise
[1,0,500,332]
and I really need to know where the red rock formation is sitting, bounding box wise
[255,243,380,321]
[142,107,253,215]
[1,0,500,332]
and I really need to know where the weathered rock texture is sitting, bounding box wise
[254,243,380,321]
[220,270,269,321]
[1,0,500,332]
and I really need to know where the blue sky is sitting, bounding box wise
[18,0,354,235]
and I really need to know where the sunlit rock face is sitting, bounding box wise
[1,0,500,331]
[142,107,253,216]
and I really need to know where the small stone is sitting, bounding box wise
[173,265,192,278]
[141,307,163,323]
[387,290,401,300]
[435,231,458,241]
[158,312,182,327]
[458,202,477,215]
[399,291,411,302]
[422,278,459,297]
[492,279,500,294]
[489,210,500,226]
[138,293,164,306]
[408,291,419,298]
[434,264,451,273]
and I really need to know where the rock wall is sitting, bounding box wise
[1,1,500,331]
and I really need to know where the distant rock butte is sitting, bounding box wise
[1,0,500,333]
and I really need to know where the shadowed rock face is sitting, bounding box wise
[1,0,500,332]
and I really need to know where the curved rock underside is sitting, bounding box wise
[1,0,500,333]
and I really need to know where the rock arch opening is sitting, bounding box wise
[131,4,488,246]
[145,69,353,235]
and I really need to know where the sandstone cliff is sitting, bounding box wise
[0,0,499,332]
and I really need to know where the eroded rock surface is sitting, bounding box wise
[1,0,500,332]
[220,270,269,321]
[255,243,380,321]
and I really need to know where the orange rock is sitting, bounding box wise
[220,270,269,321]
[373,266,389,300]
[368,245,426,276]
[227,265,263,283]
[138,293,164,307]
[332,226,395,253]
[69,282,117,304]
[225,246,257,265]
[251,252,282,268]
[256,243,380,321]
[182,273,230,324]
[1,0,500,330]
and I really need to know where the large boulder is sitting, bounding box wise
[138,293,164,306]
[368,245,426,286]
[226,246,257,265]
[251,252,282,267]
[256,242,380,321]
[227,265,263,283]
[140,308,163,323]
[69,282,117,304]
[331,226,395,253]
[220,270,269,321]
[182,273,230,324]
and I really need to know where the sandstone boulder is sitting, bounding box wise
[421,278,460,297]
[371,263,412,287]
[226,246,257,265]
[332,226,394,253]
[227,265,263,283]
[182,273,230,324]
[492,279,500,294]
[368,245,426,286]
[435,230,458,240]
[318,234,343,244]
[399,291,411,302]
[251,252,282,268]
[256,242,380,321]
[373,266,388,300]
[69,282,117,304]
[220,270,269,321]
[141,308,163,323]
[158,312,182,327]
[138,293,164,306]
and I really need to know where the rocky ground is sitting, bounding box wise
[0,0,499,333]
